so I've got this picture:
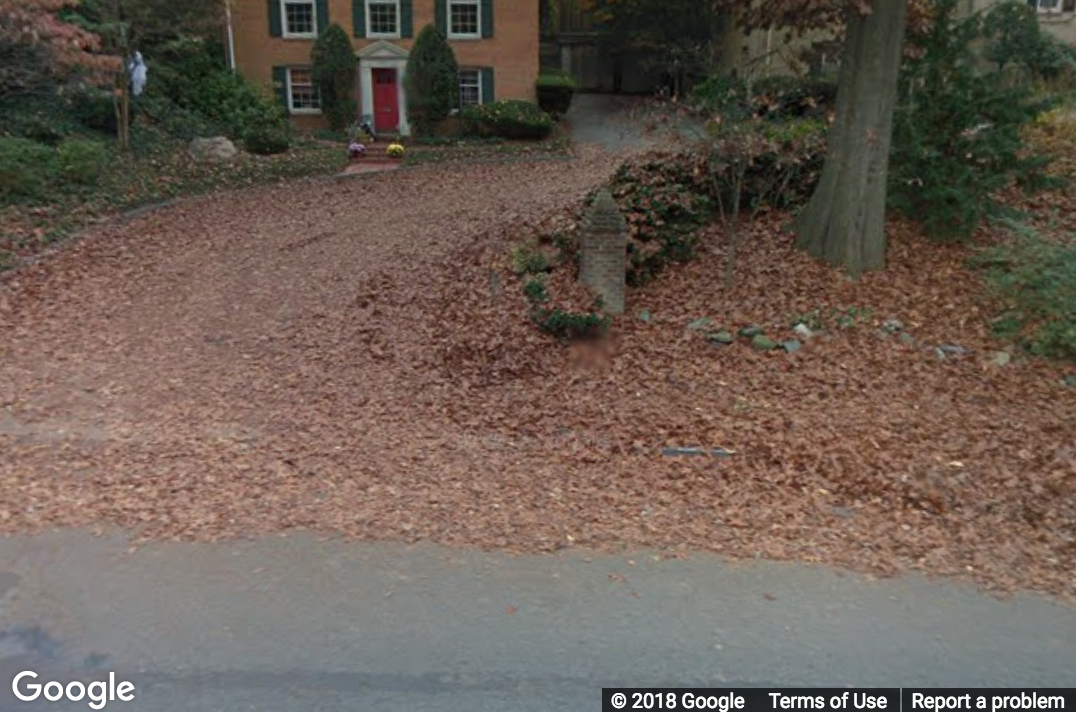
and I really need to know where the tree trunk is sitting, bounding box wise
[795,0,909,276]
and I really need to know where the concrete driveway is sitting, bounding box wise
[564,93,705,150]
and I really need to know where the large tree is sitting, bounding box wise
[73,0,224,51]
[0,0,113,100]
[583,0,726,96]
[793,1,909,274]
[589,0,918,274]
[67,0,225,149]
[734,0,915,275]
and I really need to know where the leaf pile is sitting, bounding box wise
[1,146,1074,599]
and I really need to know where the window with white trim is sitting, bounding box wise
[367,0,400,37]
[1034,0,1063,12]
[287,67,321,112]
[458,69,481,106]
[283,0,317,37]
[448,0,480,39]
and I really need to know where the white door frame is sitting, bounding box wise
[357,41,411,136]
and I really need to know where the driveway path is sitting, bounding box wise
[0,152,621,543]
[564,93,705,149]
[2,135,1075,711]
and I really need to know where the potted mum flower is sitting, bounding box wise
[387,141,405,159]
[348,140,366,160]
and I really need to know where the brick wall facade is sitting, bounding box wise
[231,0,539,132]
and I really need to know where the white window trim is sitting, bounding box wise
[366,0,401,39]
[286,67,321,114]
[458,68,483,107]
[282,0,317,39]
[1034,0,1064,13]
[447,0,481,40]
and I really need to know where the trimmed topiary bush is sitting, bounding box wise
[536,70,576,117]
[461,100,554,139]
[405,25,460,135]
[312,23,359,132]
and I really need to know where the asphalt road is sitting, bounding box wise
[0,531,1073,711]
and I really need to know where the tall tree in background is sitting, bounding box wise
[732,0,914,275]
[70,0,224,149]
[582,0,726,96]
[590,0,918,274]
[793,1,908,275]
[73,0,223,51]
[0,0,114,100]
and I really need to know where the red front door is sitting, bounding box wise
[372,68,399,133]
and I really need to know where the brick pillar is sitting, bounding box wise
[580,188,627,316]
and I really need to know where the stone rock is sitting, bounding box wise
[708,331,735,346]
[1063,375,1076,388]
[899,333,916,347]
[793,323,817,340]
[739,325,763,338]
[831,505,856,519]
[781,339,801,354]
[688,317,713,331]
[988,351,1012,367]
[882,318,905,334]
[189,136,238,163]
[662,447,733,458]
[639,310,652,323]
[752,335,778,351]
[938,343,969,356]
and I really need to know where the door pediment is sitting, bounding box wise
[357,40,410,61]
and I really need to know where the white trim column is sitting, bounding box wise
[356,41,412,136]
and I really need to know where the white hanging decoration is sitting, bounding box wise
[129,52,148,97]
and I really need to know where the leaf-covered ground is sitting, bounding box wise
[0,139,353,270]
[1,145,1074,599]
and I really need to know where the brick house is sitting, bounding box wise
[229,0,540,134]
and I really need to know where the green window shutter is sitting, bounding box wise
[435,0,447,34]
[353,0,366,36]
[273,66,290,111]
[481,66,494,104]
[401,0,414,38]
[269,0,283,36]
[316,0,329,33]
[481,0,493,38]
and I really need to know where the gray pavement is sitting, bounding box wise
[564,93,705,150]
[0,530,1074,710]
